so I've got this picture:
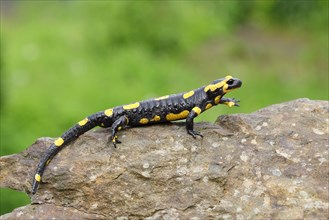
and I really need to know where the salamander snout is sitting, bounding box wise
[226,77,242,91]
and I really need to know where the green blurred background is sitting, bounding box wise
[0,0,328,215]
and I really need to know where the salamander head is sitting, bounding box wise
[204,75,242,96]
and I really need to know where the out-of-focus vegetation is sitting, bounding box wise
[0,1,328,215]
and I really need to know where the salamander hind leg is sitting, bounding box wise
[109,116,129,148]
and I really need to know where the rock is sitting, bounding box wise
[0,204,103,219]
[1,98,328,219]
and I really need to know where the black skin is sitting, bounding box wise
[31,76,242,194]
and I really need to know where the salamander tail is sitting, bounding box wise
[31,115,99,194]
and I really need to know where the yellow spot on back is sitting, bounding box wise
[35,174,41,182]
[183,90,194,99]
[151,115,161,122]
[104,109,113,117]
[54,137,64,147]
[166,110,189,121]
[46,159,51,165]
[123,102,140,110]
[205,103,213,110]
[139,118,149,124]
[204,75,233,92]
[78,118,89,126]
[192,106,202,115]
[155,95,169,101]
[214,96,221,104]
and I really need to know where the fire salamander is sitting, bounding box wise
[32,75,242,194]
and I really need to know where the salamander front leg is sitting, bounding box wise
[186,107,203,139]
[110,116,129,148]
[219,97,240,107]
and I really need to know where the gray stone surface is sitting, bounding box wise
[1,98,328,219]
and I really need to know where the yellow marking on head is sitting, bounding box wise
[139,118,149,124]
[155,95,169,101]
[54,138,64,147]
[214,96,221,104]
[151,115,161,122]
[192,107,202,115]
[183,90,194,99]
[35,174,41,182]
[205,103,213,110]
[204,75,233,93]
[123,102,140,110]
[104,109,113,117]
[166,110,189,121]
[78,118,89,126]
[223,84,229,93]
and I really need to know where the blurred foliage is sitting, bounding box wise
[0,0,328,215]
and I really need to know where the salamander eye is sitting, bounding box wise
[227,79,234,85]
